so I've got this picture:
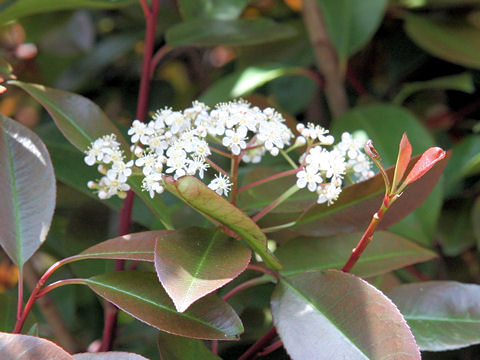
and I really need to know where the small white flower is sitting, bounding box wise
[317,183,342,205]
[128,120,154,145]
[336,132,363,160]
[107,160,133,182]
[187,157,209,179]
[208,174,232,197]
[296,165,323,192]
[142,173,164,198]
[222,127,248,155]
[165,156,187,179]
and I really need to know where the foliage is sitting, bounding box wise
[0,0,479,359]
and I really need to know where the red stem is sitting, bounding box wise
[222,277,270,302]
[341,196,391,272]
[247,264,278,280]
[16,270,23,321]
[255,339,283,358]
[238,168,299,193]
[99,0,160,351]
[238,327,278,360]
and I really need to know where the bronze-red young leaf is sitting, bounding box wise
[393,132,412,190]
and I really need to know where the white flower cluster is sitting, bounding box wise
[82,100,373,205]
[84,135,132,199]
[295,124,374,205]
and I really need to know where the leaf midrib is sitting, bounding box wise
[281,277,370,359]
[86,277,228,333]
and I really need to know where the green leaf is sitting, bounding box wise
[388,281,480,351]
[396,0,480,8]
[276,231,437,277]
[155,227,251,312]
[293,152,449,241]
[163,176,281,270]
[444,134,480,192]
[85,271,243,340]
[316,0,388,63]
[393,72,474,104]
[200,64,301,106]
[0,57,13,78]
[74,353,150,360]
[271,270,420,359]
[404,13,480,70]
[179,0,248,21]
[331,103,444,247]
[75,230,171,262]
[437,202,476,256]
[0,0,136,25]
[157,332,222,360]
[0,294,17,332]
[8,80,128,152]
[0,332,73,360]
[0,114,56,268]
[166,18,297,47]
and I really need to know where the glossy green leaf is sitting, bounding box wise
[0,114,56,268]
[179,0,248,21]
[163,176,281,270]
[0,0,136,24]
[166,18,296,47]
[316,0,388,62]
[8,80,128,152]
[0,332,73,360]
[444,134,480,192]
[200,64,301,106]
[330,103,444,247]
[388,281,480,351]
[271,270,420,359]
[404,14,480,69]
[293,152,449,240]
[74,352,149,360]
[85,271,243,340]
[276,231,437,277]
[155,227,251,312]
[74,230,171,262]
[393,72,474,104]
[157,332,222,360]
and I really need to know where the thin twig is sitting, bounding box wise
[22,262,80,353]
[238,327,278,360]
[302,0,348,118]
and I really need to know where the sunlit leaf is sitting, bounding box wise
[0,114,56,268]
[200,64,301,106]
[155,227,251,312]
[85,271,243,340]
[315,0,388,63]
[389,281,480,351]
[0,332,73,360]
[271,270,420,359]
[0,0,136,24]
[393,72,475,104]
[166,18,296,47]
[276,231,437,277]
[74,352,149,360]
[157,332,222,360]
[405,14,480,69]
[164,176,281,270]
[8,81,129,152]
[178,0,248,21]
[74,231,171,262]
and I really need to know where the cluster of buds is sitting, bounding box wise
[83,100,375,204]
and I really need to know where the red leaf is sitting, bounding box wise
[403,147,446,186]
[393,133,412,190]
